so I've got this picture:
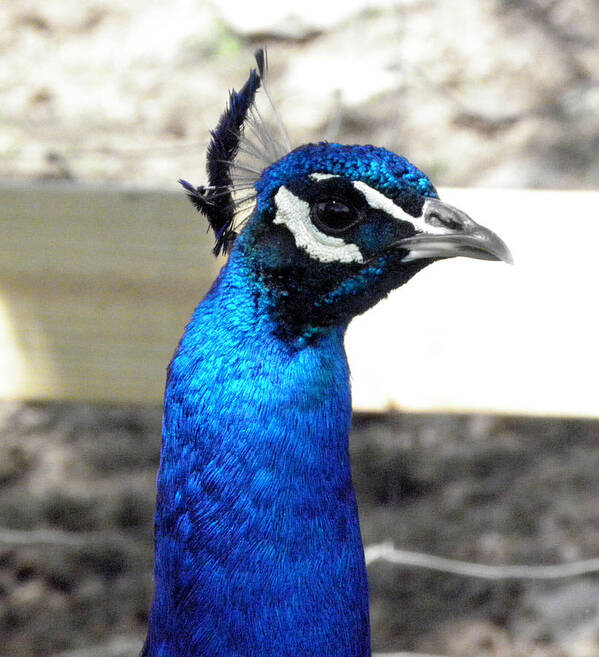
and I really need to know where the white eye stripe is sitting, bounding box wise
[273,186,363,264]
[351,181,448,235]
[310,173,339,182]
[351,181,425,229]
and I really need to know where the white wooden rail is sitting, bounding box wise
[1,182,597,416]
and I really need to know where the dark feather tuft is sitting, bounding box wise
[181,48,291,257]
[183,59,263,256]
[178,179,215,222]
[254,48,266,78]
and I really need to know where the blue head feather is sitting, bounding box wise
[256,142,437,204]
[231,143,439,343]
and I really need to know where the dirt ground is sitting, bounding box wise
[1,403,598,657]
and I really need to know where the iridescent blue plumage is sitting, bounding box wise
[146,248,369,656]
[143,50,511,657]
[256,142,438,205]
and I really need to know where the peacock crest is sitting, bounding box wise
[180,49,291,255]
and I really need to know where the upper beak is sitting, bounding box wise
[398,198,513,265]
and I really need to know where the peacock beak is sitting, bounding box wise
[398,198,513,265]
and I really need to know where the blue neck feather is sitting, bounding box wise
[146,244,371,657]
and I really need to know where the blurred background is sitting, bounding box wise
[1,1,599,656]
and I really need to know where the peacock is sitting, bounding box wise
[143,50,511,657]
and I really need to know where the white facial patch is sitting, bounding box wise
[273,186,364,264]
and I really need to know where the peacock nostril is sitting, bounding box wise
[427,210,461,230]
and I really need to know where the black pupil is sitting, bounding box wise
[313,199,356,233]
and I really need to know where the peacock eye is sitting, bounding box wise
[311,198,359,234]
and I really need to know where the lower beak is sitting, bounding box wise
[397,198,513,265]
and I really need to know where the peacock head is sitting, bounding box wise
[181,51,511,343]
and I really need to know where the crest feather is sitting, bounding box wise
[180,49,291,256]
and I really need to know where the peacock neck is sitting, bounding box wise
[146,249,371,657]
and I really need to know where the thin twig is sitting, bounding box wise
[374,653,451,657]
[0,528,88,547]
[5,529,599,582]
[0,527,145,554]
[365,542,599,580]
[46,636,451,657]
[49,636,143,657]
